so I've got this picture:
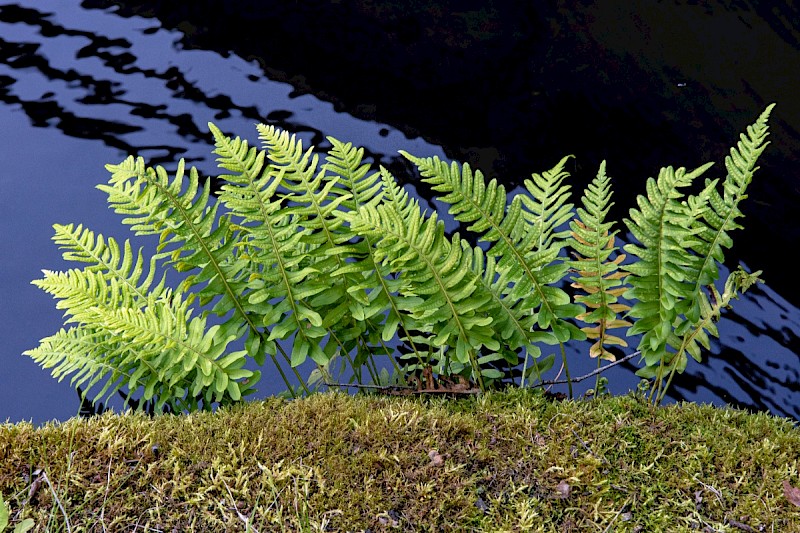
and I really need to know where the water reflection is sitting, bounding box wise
[1,0,798,424]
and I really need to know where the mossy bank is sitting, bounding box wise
[2,389,799,532]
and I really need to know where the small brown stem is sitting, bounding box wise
[531,351,640,389]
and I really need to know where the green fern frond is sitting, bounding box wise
[257,125,351,238]
[257,126,399,383]
[99,155,251,325]
[623,162,715,365]
[48,223,167,306]
[324,137,384,212]
[642,107,774,399]
[322,147,425,375]
[25,325,132,404]
[345,168,500,385]
[568,161,631,361]
[28,265,253,412]
[520,156,576,251]
[330,168,430,371]
[687,103,774,295]
[654,266,764,402]
[471,246,539,354]
[400,152,582,343]
[210,124,328,368]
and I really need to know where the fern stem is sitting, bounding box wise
[594,356,602,396]
[469,348,486,391]
[272,340,308,397]
[654,352,683,405]
[377,335,406,385]
[649,356,669,404]
[343,349,363,385]
[367,354,381,385]
[520,348,530,388]
[355,336,380,385]
[559,343,573,398]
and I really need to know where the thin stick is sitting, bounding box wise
[531,351,640,388]
[325,382,414,391]
[223,479,259,533]
[601,497,631,533]
[39,471,71,533]
[571,429,610,465]
[328,350,641,392]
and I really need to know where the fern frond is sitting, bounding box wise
[568,161,631,361]
[687,103,774,295]
[345,168,500,385]
[653,266,763,403]
[324,137,384,212]
[520,156,576,251]
[330,167,431,373]
[647,106,774,390]
[98,294,252,408]
[400,152,582,343]
[99,155,254,333]
[28,266,253,411]
[49,223,166,307]
[25,325,132,404]
[323,146,427,374]
[210,123,328,368]
[623,162,715,365]
[257,125,351,239]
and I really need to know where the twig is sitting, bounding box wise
[100,457,112,533]
[35,470,71,533]
[324,382,414,391]
[223,478,259,533]
[531,351,640,388]
[328,350,641,393]
[571,429,610,465]
[726,518,756,532]
[601,497,631,533]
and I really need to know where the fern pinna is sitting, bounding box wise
[26,105,775,411]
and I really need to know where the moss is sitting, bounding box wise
[1,390,799,532]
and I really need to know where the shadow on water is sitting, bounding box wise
[1,0,798,424]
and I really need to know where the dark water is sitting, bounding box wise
[1,1,798,425]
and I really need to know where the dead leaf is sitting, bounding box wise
[27,468,43,503]
[555,480,571,499]
[783,480,800,507]
[376,511,399,527]
[428,449,444,467]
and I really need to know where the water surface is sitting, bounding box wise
[1,1,798,425]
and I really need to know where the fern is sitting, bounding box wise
[621,106,772,402]
[211,124,327,368]
[256,126,394,382]
[632,106,774,402]
[623,162,714,360]
[323,145,426,376]
[689,104,773,296]
[25,104,775,410]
